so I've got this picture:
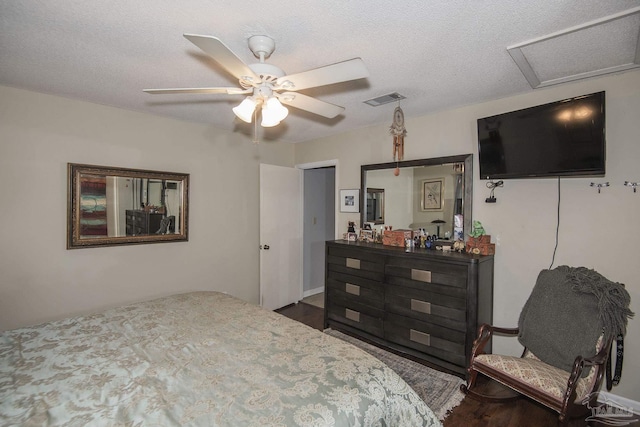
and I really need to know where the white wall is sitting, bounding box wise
[294,70,640,402]
[0,85,294,330]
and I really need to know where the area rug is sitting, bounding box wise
[325,329,465,421]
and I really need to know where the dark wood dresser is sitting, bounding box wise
[325,240,494,376]
[125,210,163,236]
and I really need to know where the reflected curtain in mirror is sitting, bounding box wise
[79,175,108,237]
[68,163,189,249]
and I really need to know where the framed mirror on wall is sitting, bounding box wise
[67,163,189,249]
[361,154,472,240]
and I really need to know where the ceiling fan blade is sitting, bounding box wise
[183,34,259,82]
[277,92,345,119]
[143,87,251,95]
[277,58,368,92]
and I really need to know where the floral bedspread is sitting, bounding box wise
[1,291,441,426]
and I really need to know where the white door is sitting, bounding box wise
[260,163,302,310]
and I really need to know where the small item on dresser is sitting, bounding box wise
[452,239,466,253]
[425,235,432,249]
[454,214,464,241]
[382,229,413,247]
[466,236,495,255]
[359,229,374,243]
[465,220,495,255]
[468,220,486,238]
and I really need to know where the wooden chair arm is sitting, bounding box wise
[562,336,614,415]
[470,324,520,359]
[484,324,520,335]
[582,337,612,366]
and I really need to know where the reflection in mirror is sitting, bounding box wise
[366,188,385,224]
[361,154,472,241]
[68,163,189,249]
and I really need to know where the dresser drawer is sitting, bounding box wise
[385,257,468,292]
[385,284,466,332]
[384,312,466,367]
[327,276,384,309]
[327,246,384,281]
[328,301,384,338]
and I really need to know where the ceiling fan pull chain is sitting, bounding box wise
[252,108,260,144]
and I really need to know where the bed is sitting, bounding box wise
[1,291,441,426]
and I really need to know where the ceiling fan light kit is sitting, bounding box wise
[232,97,257,123]
[260,97,289,127]
[144,33,369,129]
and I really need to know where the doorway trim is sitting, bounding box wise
[296,159,338,302]
[296,159,339,239]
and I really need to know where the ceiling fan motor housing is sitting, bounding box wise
[248,35,275,60]
[249,63,285,81]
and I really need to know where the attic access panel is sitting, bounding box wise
[508,7,640,88]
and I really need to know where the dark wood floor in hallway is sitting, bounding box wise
[276,302,638,427]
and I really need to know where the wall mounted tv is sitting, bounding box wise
[477,91,605,180]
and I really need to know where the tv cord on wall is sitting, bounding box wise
[549,177,560,269]
[485,180,503,203]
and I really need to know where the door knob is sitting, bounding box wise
[260,244,270,250]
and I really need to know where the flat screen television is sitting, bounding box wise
[477,91,605,180]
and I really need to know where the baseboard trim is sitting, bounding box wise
[598,391,640,415]
[303,286,324,299]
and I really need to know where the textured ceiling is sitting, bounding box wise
[1,1,639,143]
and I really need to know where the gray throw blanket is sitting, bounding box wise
[518,266,633,375]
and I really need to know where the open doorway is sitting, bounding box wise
[299,162,336,308]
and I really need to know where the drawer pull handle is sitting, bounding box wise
[410,299,431,314]
[346,258,361,269]
[411,269,432,283]
[410,329,431,346]
[345,308,360,322]
[345,283,360,296]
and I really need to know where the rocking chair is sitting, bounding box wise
[460,266,632,425]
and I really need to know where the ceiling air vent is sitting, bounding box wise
[364,92,406,106]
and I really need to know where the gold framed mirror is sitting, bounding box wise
[67,163,189,249]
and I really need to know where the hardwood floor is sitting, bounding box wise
[276,301,325,330]
[276,302,638,427]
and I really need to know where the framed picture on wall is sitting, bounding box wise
[340,189,360,213]
[421,178,444,211]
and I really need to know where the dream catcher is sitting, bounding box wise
[390,105,406,175]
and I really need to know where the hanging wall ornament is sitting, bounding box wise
[390,105,406,175]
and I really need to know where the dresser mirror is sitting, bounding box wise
[67,163,189,249]
[361,154,472,240]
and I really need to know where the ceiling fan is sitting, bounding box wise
[144,34,369,127]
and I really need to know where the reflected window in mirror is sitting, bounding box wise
[361,154,472,241]
[68,163,189,249]
[365,188,385,224]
